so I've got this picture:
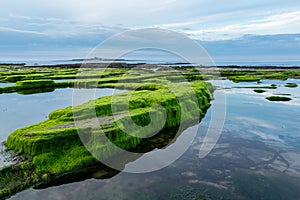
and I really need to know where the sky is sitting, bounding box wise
[1,0,300,64]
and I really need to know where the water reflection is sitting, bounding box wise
[7,79,300,199]
[0,83,14,87]
[0,88,124,142]
[35,123,196,189]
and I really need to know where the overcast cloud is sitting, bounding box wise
[1,0,300,40]
[0,0,300,63]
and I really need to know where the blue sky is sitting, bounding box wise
[1,0,300,64]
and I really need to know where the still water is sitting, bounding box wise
[2,79,300,199]
[0,83,14,87]
[0,88,124,142]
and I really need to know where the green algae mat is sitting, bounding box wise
[0,66,215,199]
[2,65,300,199]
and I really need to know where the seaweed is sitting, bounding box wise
[254,89,266,93]
[1,68,214,198]
[266,96,292,102]
[285,83,298,88]
[220,69,300,82]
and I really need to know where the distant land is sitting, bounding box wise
[0,62,300,69]
[0,34,299,66]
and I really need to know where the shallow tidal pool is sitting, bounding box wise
[1,78,300,200]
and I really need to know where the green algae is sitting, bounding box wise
[6,81,213,160]
[0,67,200,94]
[266,96,292,102]
[229,75,261,83]
[1,66,299,95]
[17,88,56,95]
[285,83,298,88]
[16,80,55,88]
[220,69,300,82]
[254,89,266,93]
[3,66,300,198]
[0,80,62,94]
[0,66,214,198]
[1,65,300,199]
[3,74,47,82]
[234,85,277,89]
[0,162,40,199]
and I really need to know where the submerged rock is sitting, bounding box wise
[0,71,214,199]
[266,96,292,102]
[285,83,298,88]
[254,89,266,93]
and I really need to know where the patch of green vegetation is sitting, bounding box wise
[220,69,247,77]
[0,67,78,83]
[220,69,300,82]
[234,85,277,89]
[0,80,62,94]
[1,67,214,198]
[285,83,298,88]
[266,96,292,102]
[0,67,215,95]
[15,80,55,88]
[1,65,300,198]
[6,81,213,157]
[3,74,47,82]
[0,162,41,199]
[17,88,55,95]
[0,86,17,94]
[229,75,261,83]
[1,66,299,96]
[254,89,266,93]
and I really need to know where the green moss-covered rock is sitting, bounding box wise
[6,81,213,160]
[2,78,214,198]
[266,96,292,102]
[0,162,41,200]
[254,89,266,93]
[220,69,300,82]
[16,80,55,89]
[285,83,298,88]
[229,75,261,83]
[3,74,46,82]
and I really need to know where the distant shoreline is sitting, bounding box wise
[1,62,300,69]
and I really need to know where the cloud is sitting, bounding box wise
[184,10,300,41]
[8,13,44,21]
[233,116,279,130]
[1,1,300,41]
[1,13,128,38]
[158,21,203,29]
[0,0,300,62]
[0,26,45,35]
[2,0,179,25]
